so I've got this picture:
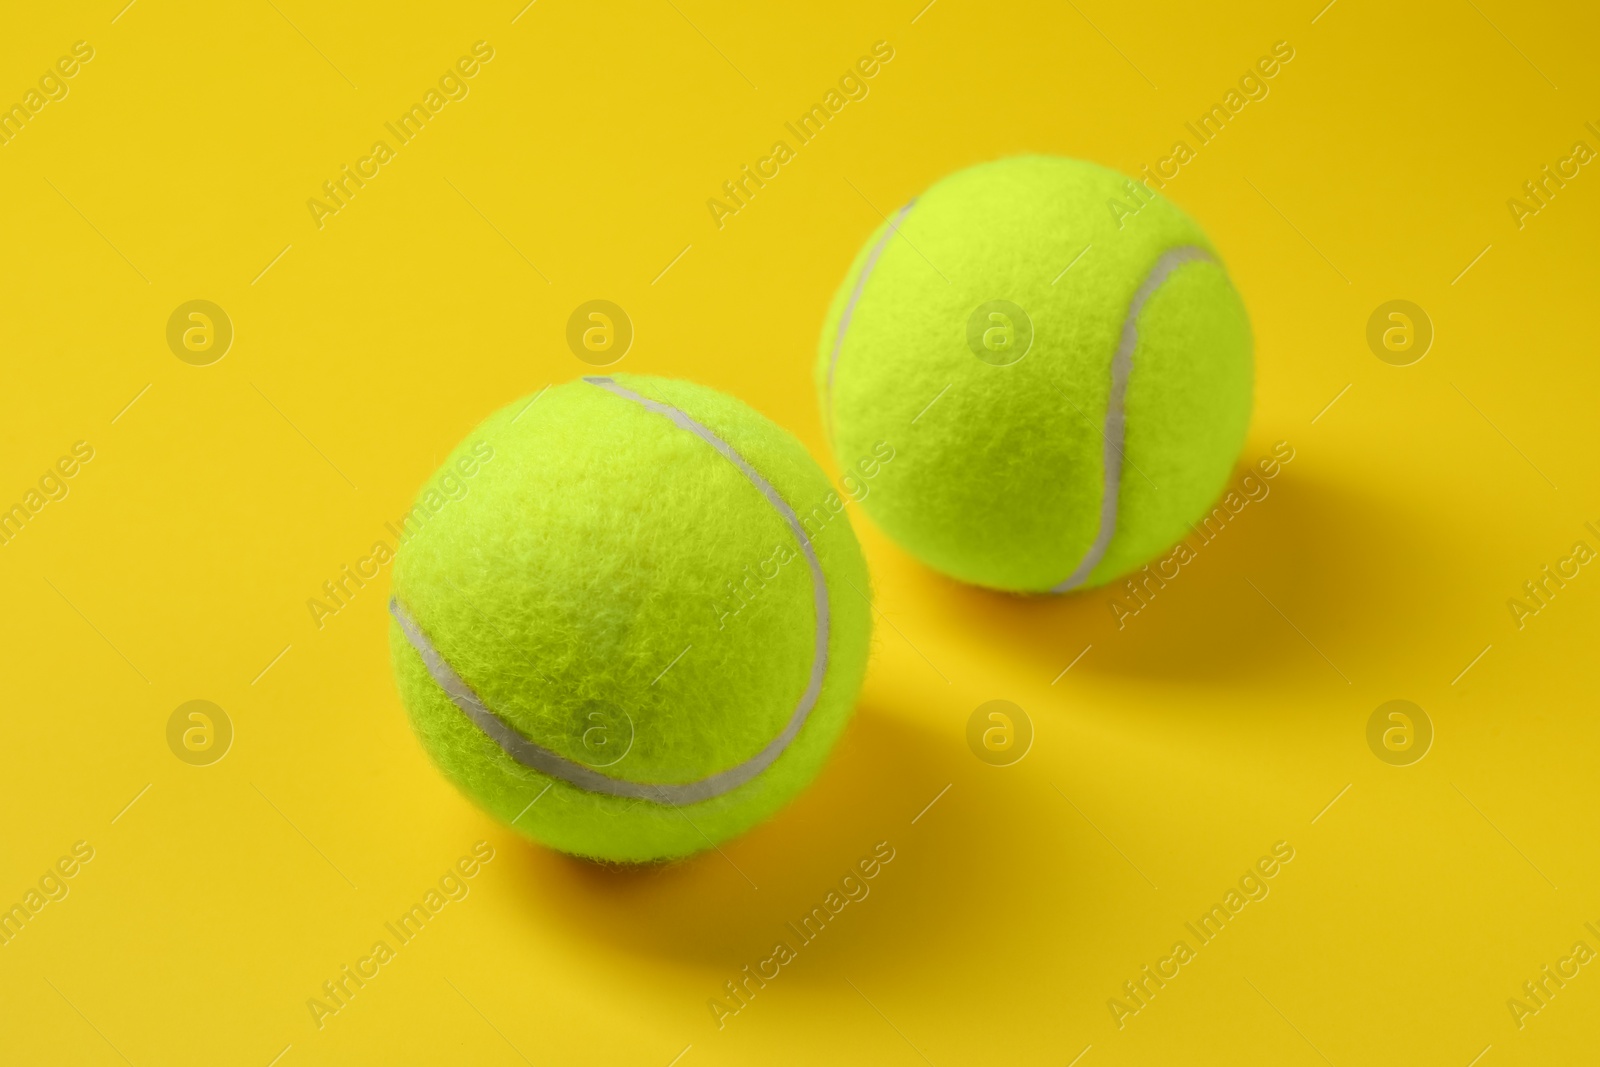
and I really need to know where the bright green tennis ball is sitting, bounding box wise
[818,155,1253,593]
[388,375,871,864]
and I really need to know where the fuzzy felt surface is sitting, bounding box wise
[389,375,871,863]
[817,156,1253,592]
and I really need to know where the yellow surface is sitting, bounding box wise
[3,1,1597,1063]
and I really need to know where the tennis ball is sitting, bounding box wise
[818,155,1253,593]
[388,375,871,864]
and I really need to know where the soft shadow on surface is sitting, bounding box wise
[911,468,1424,688]
[489,704,954,968]
[487,701,1114,982]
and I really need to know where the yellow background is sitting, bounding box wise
[3,0,1597,1063]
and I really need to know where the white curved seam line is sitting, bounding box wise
[393,378,832,805]
[1052,246,1213,593]
[825,200,916,434]
[584,377,832,784]
[390,597,667,799]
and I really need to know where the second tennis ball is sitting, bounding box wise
[389,375,871,863]
[818,155,1253,593]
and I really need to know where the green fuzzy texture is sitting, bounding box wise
[818,156,1253,592]
[389,375,871,863]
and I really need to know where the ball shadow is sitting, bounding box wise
[486,701,973,970]
[488,702,1120,982]
[910,464,1430,689]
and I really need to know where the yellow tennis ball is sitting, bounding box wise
[819,156,1253,592]
[389,375,872,863]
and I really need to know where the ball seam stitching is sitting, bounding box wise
[825,199,917,438]
[391,376,834,806]
[1051,245,1215,593]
